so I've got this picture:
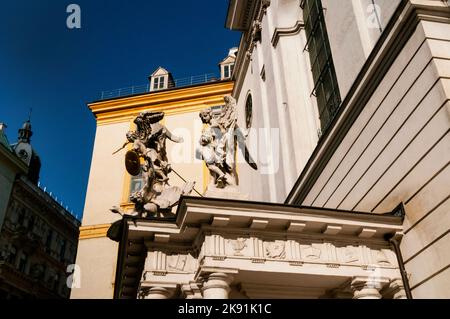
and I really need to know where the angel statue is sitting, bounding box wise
[111,111,194,218]
[198,95,257,191]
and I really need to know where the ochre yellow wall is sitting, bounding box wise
[72,81,233,299]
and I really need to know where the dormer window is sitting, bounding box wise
[148,67,174,92]
[219,48,237,80]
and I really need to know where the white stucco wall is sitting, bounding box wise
[323,0,401,99]
[234,0,320,203]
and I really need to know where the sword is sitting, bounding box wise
[112,141,130,155]
[171,168,204,197]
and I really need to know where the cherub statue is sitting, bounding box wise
[198,95,257,190]
[199,108,233,188]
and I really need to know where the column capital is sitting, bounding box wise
[181,282,203,299]
[351,276,389,299]
[139,286,176,299]
[385,278,408,299]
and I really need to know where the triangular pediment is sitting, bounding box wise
[220,56,236,65]
[151,67,169,77]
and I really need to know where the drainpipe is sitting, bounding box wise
[389,236,413,299]
[385,203,413,299]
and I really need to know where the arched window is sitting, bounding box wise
[245,93,253,129]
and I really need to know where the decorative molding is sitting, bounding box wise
[250,219,268,229]
[212,217,230,227]
[79,223,111,240]
[90,81,233,125]
[271,20,305,47]
[231,0,271,98]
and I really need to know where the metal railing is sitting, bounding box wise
[99,73,220,100]
[37,181,81,222]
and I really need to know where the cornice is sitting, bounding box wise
[13,176,81,230]
[225,0,261,31]
[79,223,112,240]
[232,0,271,98]
[124,196,403,253]
[89,81,233,125]
[271,20,305,47]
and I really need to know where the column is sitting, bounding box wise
[202,273,233,299]
[141,287,175,299]
[389,278,407,299]
[351,277,387,299]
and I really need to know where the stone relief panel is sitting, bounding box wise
[340,245,361,264]
[167,254,197,273]
[301,244,322,261]
[264,241,286,259]
[144,251,198,275]
[227,238,248,256]
[372,249,395,266]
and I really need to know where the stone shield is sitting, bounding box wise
[125,150,141,176]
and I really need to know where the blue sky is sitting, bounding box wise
[0,0,240,219]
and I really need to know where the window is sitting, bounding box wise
[8,246,17,265]
[17,252,28,273]
[46,230,53,252]
[153,76,165,90]
[245,93,253,129]
[52,273,60,291]
[303,0,341,133]
[224,65,230,78]
[59,239,67,261]
[17,209,25,226]
[27,215,35,232]
[223,64,234,79]
[129,171,144,197]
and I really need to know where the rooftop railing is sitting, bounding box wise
[37,180,81,222]
[99,73,221,100]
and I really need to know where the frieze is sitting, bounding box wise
[265,241,286,259]
[152,236,399,272]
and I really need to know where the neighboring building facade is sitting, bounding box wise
[0,123,27,231]
[0,121,80,299]
[72,60,234,299]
